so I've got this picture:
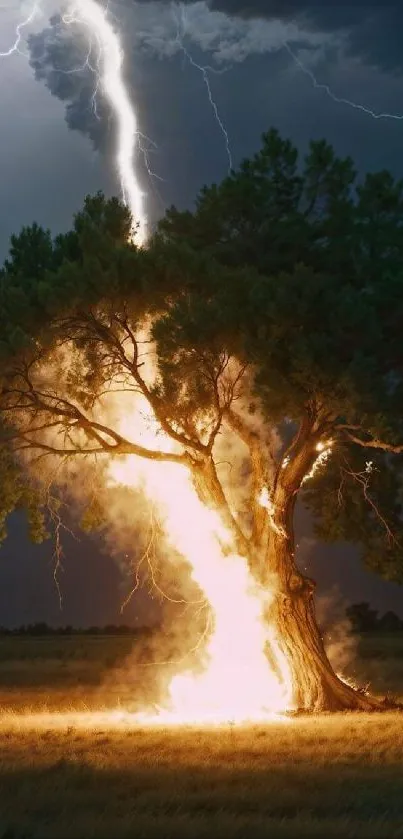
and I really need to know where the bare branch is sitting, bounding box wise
[80,312,209,455]
[343,431,403,454]
[339,458,400,548]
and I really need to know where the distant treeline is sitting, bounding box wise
[346,603,403,633]
[0,622,156,637]
[0,604,402,635]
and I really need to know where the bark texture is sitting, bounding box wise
[262,425,385,712]
[268,558,383,711]
[196,412,391,712]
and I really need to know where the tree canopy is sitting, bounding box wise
[1,128,403,581]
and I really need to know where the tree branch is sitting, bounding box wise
[339,458,400,548]
[83,312,209,455]
[343,430,403,454]
[14,435,190,465]
[194,456,251,557]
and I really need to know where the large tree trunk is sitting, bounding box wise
[253,415,386,713]
[266,542,382,711]
[262,488,384,712]
[196,439,388,712]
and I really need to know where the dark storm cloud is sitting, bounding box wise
[27,0,403,154]
[209,1,403,75]
[142,0,395,30]
[28,15,111,153]
[25,1,403,223]
[181,0,366,27]
[0,10,110,263]
[129,0,403,75]
[207,0,379,27]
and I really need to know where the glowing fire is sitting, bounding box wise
[301,440,333,486]
[104,372,292,723]
[0,709,291,732]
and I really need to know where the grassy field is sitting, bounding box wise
[0,633,402,838]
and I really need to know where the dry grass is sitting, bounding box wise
[1,715,403,838]
[0,633,402,838]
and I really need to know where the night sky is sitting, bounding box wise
[0,0,402,627]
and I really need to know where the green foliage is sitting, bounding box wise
[0,193,138,363]
[303,446,403,582]
[80,497,107,534]
[156,129,403,435]
[1,130,403,583]
[154,128,403,576]
[0,444,47,543]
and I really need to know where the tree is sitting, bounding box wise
[346,603,379,633]
[1,131,403,711]
[378,611,403,633]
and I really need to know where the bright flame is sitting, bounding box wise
[104,352,292,723]
[301,440,333,486]
[63,0,147,245]
[0,709,291,731]
[258,486,286,538]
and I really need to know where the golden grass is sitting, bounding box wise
[0,633,402,838]
[0,714,403,838]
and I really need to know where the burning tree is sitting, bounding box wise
[1,129,403,713]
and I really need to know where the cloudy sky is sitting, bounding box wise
[1,0,403,626]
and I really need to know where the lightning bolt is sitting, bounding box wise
[63,0,147,244]
[1,0,148,244]
[173,2,233,173]
[284,41,403,122]
[48,9,164,213]
[0,1,38,58]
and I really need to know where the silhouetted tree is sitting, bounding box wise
[346,602,379,633]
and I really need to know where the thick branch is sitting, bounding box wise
[343,430,403,454]
[1,381,191,466]
[14,435,190,465]
[194,456,251,557]
[270,411,331,552]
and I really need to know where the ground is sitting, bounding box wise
[0,633,402,838]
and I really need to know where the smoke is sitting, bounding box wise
[19,341,201,617]
[296,537,357,676]
[316,588,357,676]
[52,459,210,712]
[13,322,294,717]
[28,13,113,153]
